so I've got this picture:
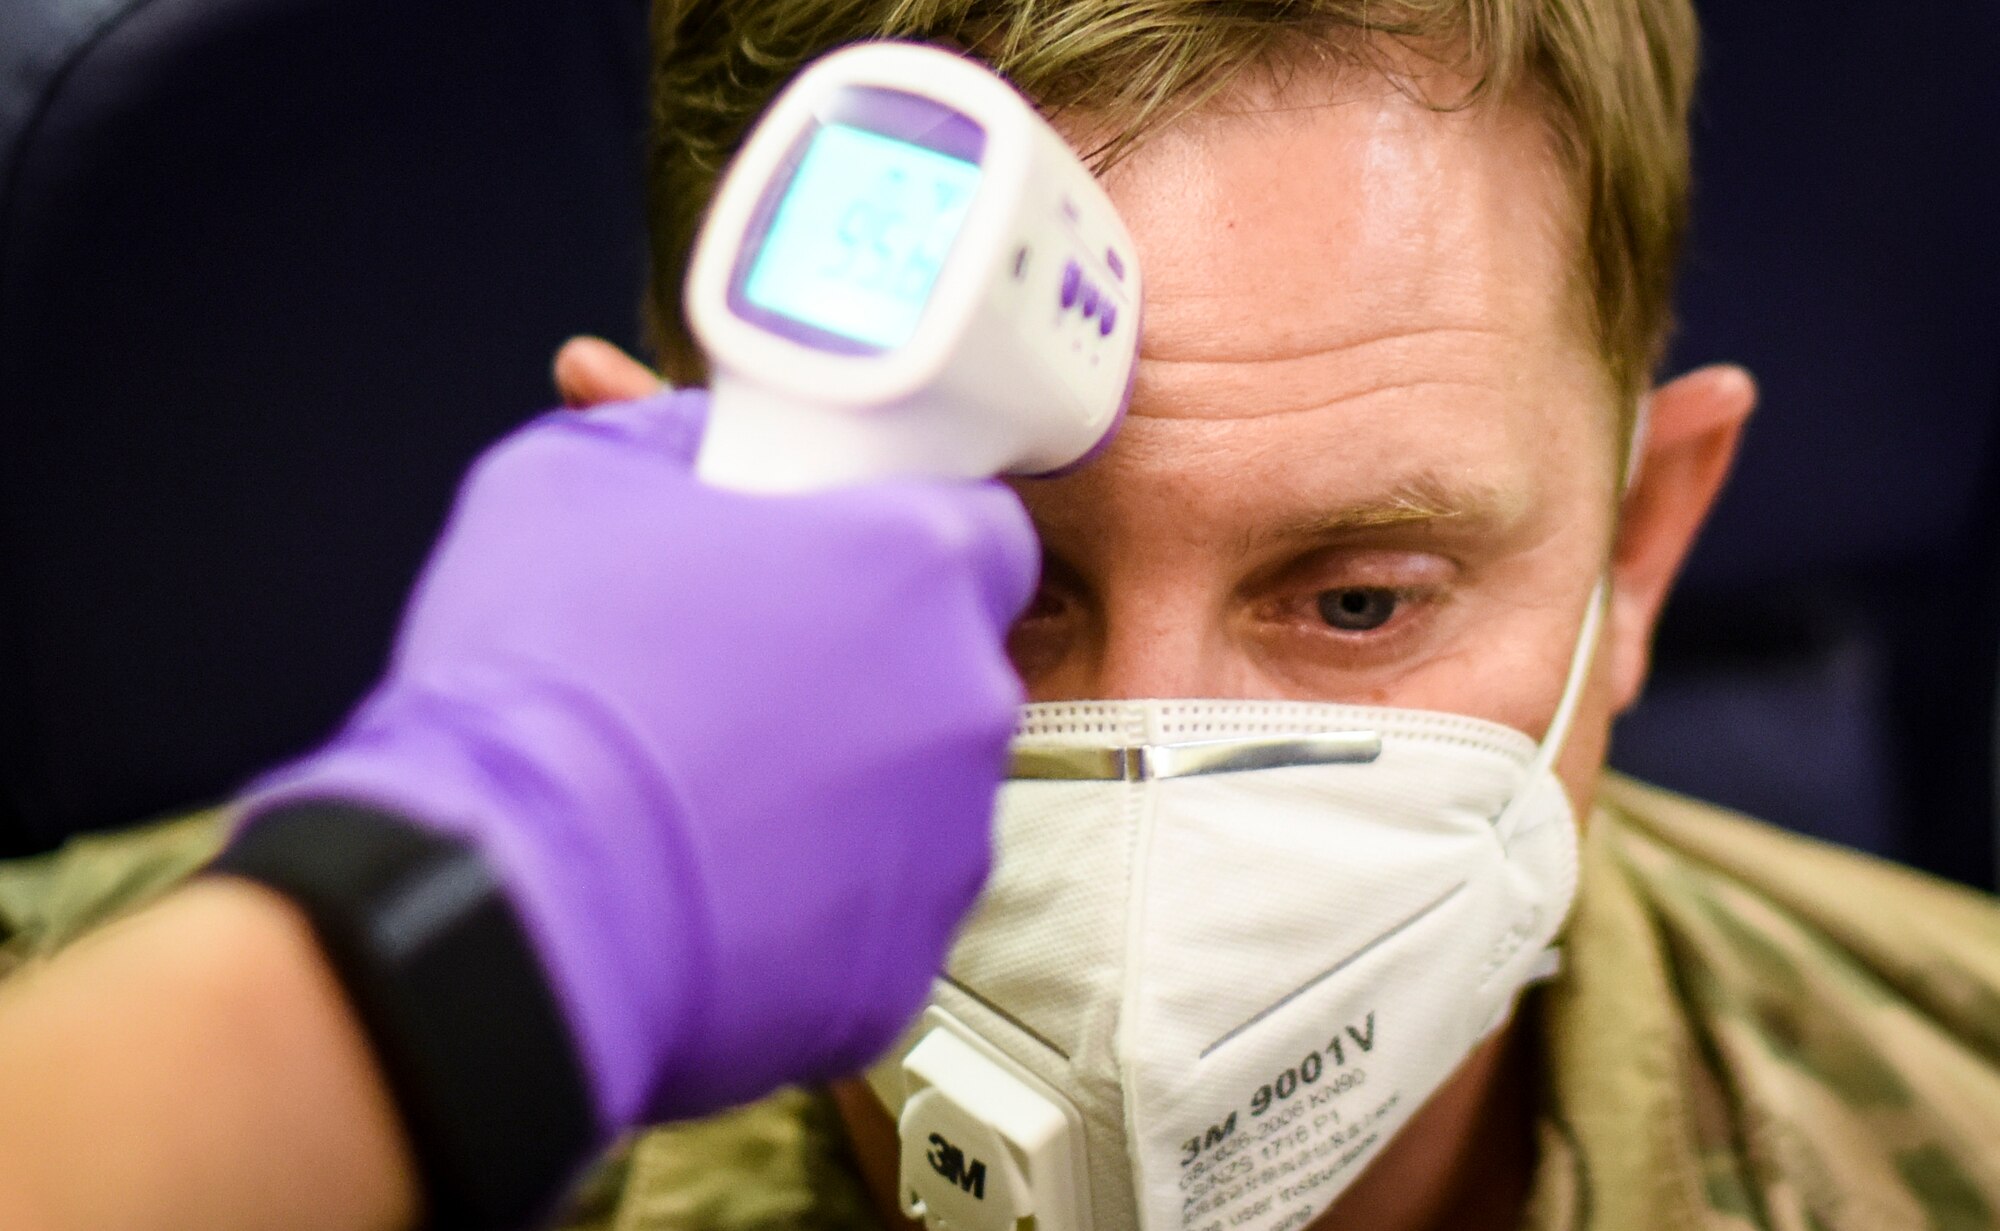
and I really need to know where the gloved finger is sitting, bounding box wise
[564,387,712,466]
[953,480,1043,629]
[861,477,1041,628]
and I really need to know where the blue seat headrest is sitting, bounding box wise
[0,0,651,853]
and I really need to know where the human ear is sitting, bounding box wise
[1605,363,1757,712]
[552,336,666,408]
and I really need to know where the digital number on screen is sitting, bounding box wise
[743,123,982,350]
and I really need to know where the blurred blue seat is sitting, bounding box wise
[1612,1,2000,888]
[0,0,651,854]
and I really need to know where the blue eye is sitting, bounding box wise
[1316,588,1399,631]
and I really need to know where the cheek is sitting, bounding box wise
[1363,610,1565,722]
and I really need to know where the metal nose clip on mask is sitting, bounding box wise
[684,41,1142,492]
[869,588,1604,1231]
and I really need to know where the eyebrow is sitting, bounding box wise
[1244,471,1522,550]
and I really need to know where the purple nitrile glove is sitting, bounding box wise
[241,387,1037,1134]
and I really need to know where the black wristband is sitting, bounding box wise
[212,800,598,1230]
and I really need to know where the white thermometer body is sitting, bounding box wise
[685,41,1141,492]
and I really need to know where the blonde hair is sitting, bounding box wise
[646,0,1697,417]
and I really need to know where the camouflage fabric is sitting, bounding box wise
[554,1089,877,1231]
[2,775,1995,1230]
[1524,776,2000,1231]
[0,810,226,979]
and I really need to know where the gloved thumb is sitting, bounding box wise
[959,481,1042,630]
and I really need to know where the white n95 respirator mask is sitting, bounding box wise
[867,589,1604,1231]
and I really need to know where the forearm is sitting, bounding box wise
[0,879,420,1231]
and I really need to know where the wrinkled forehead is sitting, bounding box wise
[1034,63,1618,544]
[1077,63,1588,377]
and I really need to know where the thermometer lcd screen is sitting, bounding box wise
[742,123,982,350]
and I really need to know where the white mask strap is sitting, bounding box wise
[1488,579,1603,839]
[1622,393,1651,493]
[1529,392,1637,790]
[1515,394,1636,779]
[1526,578,1607,781]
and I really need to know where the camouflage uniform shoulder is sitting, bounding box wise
[1598,771,1998,904]
[558,1087,879,1231]
[1537,772,2000,1231]
[0,809,228,977]
[1596,771,2000,1007]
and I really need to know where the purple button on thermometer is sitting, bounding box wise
[1060,260,1082,309]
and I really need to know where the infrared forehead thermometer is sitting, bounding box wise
[686,41,1142,492]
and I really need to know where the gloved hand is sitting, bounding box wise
[241,388,1037,1132]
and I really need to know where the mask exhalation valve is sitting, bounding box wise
[895,1009,1092,1231]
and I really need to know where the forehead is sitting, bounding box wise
[1031,65,1615,538]
[1093,64,1588,387]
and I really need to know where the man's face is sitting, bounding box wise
[1017,72,1625,811]
[567,60,1748,825]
